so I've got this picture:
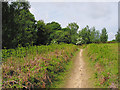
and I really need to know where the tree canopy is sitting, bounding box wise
[115,29,120,42]
[100,28,108,43]
[2,1,116,49]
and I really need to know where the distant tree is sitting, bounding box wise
[76,37,83,45]
[50,28,71,44]
[100,28,108,43]
[89,27,100,43]
[46,21,61,31]
[67,22,79,44]
[90,27,96,43]
[51,30,64,43]
[115,29,120,42]
[67,22,79,34]
[63,31,71,43]
[61,27,69,31]
[61,27,71,43]
[79,25,91,44]
[46,21,61,43]
[95,30,100,43]
[111,39,116,42]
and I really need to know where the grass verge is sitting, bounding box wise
[82,49,96,88]
[84,43,118,88]
[52,48,81,88]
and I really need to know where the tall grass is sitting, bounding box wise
[2,44,78,88]
[85,43,118,88]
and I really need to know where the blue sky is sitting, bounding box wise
[28,1,118,41]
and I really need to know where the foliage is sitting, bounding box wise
[76,37,83,45]
[2,1,36,49]
[36,20,50,45]
[2,44,78,88]
[89,27,100,43]
[100,28,108,43]
[67,22,79,44]
[78,26,108,44]
[46,21,61,31]
[85,43,118,88]
[115,29,120,42]
[2,1,112,49]
[78,25,93,44]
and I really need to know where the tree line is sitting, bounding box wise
[2,1,120,49]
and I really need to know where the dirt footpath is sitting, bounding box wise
[64,49,92,88]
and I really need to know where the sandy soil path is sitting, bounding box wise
[64,49,91,88]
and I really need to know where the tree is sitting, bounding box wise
[79,25,91,44]
[89,27,100,43]
[50,30,64,44]
[2,1,110,48]
[100,28,108,43]
[46,21,62,43]
[2,1,37,48]
[115,29,120,42]
[46,21,61,31]
[36,20,50,45]
[2,2,11,48]
[50,28,71,44]
[90,27,96,43]
[95,30,100,43]
[67,22,79,34]
[67,22,79,44]
[76,37,83,45]
[12,2,36,47]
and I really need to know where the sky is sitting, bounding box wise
[28,0,119,41]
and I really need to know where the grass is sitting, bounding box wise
[50,60,73,88]
[84,43,118,88]
[2,44,79,88]
[0,65,2,89]
[82,49,95,88]
[53,48,81,88]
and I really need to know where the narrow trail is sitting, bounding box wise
[64,49,91,88]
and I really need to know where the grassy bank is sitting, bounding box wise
[84,43,118,88]
[2,44,79,88]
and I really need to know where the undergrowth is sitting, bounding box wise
[2,44,78,88]
[85,43,118,88]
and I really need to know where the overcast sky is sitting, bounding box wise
[28,0,118,41]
